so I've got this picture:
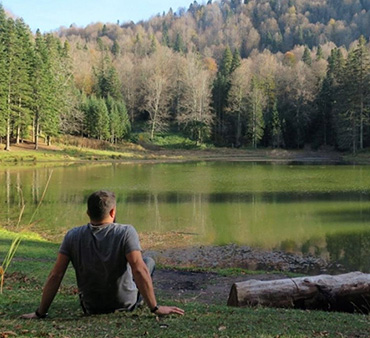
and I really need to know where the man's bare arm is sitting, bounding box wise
[21,253,70,319]
[126,251,184,316]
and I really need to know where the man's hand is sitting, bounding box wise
[155,305,185,316]
[20,312,39,319]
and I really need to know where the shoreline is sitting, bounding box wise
[0,142,353,165]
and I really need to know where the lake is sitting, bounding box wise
[1,161,370,272]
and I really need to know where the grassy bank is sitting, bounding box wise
[0,230,369,338]
[0,136,185,164]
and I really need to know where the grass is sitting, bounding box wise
[0,136,191,164]
[0,231,369,337]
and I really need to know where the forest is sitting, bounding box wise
[0,0,370,152]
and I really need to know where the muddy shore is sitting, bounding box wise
[144,244,347,305]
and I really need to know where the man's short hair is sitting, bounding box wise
[87,190,116,222]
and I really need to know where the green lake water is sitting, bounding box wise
[1,161,370,272]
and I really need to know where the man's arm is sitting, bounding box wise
[21,253,70,319]
[126,250,184,316]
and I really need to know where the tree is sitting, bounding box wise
[105,96,131,143]
[177,53,214,144]
[227,59,251,147]
[302,46,312,66]
[2,18,17,151]
[335,38,370,153]
[13,19,33,145]
[111,40,121,57]
[0,5,7,144]
[212,46,233,144]
[316,45,324,61]
[247,76,266,148]
[271,101,283,148]
[174,32,186,53]
[95,54,122,101]
[315,48,344,148]
[83,96,110,140]
[141,47,174,140]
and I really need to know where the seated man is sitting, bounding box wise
[22,190,184,318]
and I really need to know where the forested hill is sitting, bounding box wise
[1,1,370,152]
[60,0,370,57]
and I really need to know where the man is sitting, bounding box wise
[22,190,184,318]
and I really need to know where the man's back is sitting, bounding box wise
[59,223,141,314]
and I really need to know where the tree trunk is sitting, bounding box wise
[5,115,11,151]
[34,116,39,150]
[227,272,370,313]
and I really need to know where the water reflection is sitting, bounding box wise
[126,191,370,204]
[1,162,370,273]
[326,231,370,272]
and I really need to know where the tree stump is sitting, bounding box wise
[227,272,370,313]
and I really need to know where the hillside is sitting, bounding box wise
[0,0,369,153]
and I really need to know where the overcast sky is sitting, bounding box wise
[4,0,195,32]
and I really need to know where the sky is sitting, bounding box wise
[3,0,195,32]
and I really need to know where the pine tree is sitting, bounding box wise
[231,49,241,72]
[32,30,52,150]
[212,46,234,144]
[3,18,17,151]
[116,100,131,141]
[13,19,33,144]
[0,5,9,145]
[174,32,186,54]
[95,55,122,101]
[302,46,312,66]
[247,76,265,148]
[316,45,324,61]
[111,40,121,57]
[335,37,370,153]
[84,96,110,140]
[271,101,283,148]
[315,48,344,148]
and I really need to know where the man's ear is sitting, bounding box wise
[109,207,116,219]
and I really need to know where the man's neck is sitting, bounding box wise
[90,219,113,227]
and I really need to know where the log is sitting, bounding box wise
[227,272,370,313]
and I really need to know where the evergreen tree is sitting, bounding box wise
[13,19,33,144]
[106,95,120,143]
[173,32,186,54]
[231,49,241,72]
[3,18,17,151]
[335,37,370,153]
[302,46,312,66]
[84,96,110,140]
[316,45,324,61]
[212,46,234,144]
[95,55,122,100]
[32,30,52,149]
[271,101,283,148]
[0,5,7,143]
[111,40,121,57]
[247,76,265,148]
[116,100,131,140]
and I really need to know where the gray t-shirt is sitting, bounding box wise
[59,223,141,314]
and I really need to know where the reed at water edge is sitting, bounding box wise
[0,170,53,294]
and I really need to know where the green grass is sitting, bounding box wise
[0,231,369,338]
[134,131,212,150]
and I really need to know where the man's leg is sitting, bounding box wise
[143,256,155,277]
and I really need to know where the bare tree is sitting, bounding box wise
[141,47,174,140]
[227,59,252,147]
[177,53,214,144]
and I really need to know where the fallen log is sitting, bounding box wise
[227,271,370,313]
